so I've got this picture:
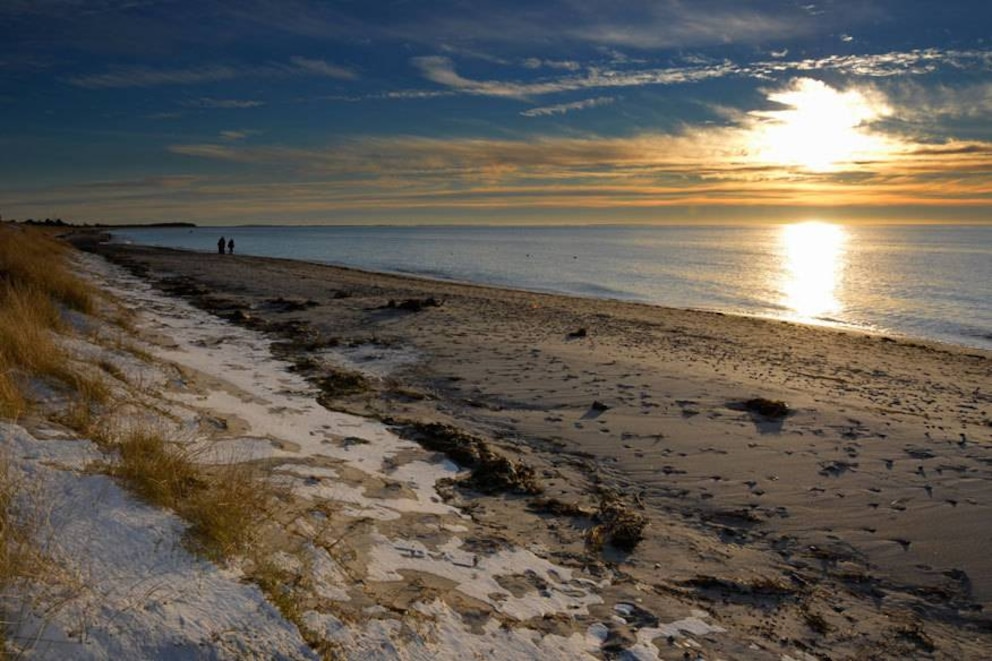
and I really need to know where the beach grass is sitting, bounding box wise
[0,225,103,416]
[0,356,25,420]
[0,225,94,315]
[112,430,270,562]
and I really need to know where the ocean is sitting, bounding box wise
[109,223,992,351]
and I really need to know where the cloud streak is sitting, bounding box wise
[68,57,356,89]
[411,48,992,100]
[521,96,615,117]
[182,98,265,109]
[412,55,738,99]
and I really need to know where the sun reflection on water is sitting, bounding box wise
[779,221,847,320]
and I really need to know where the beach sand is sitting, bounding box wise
[84,241,992,658]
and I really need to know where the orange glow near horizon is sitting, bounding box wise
[779,221,847,320]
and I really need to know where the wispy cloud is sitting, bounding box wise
[566,6,810,50]
[522,58,581,71]
[412,55,738,99]
[68,57,357,89]
[183,98,265,109]
[882,81,992,121]
[219,130,261,142]
[70,64,245,89]
[288,56,357,80]
[755,48,992,78]
[411,47,992,101]
[521,96,615,117]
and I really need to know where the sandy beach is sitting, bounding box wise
[74,240,992,658]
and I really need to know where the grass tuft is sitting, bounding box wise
[114,431,204,507]
[112,430,270,562]
[0,283,68,381]
[184,462,269,562]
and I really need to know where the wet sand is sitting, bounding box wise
[85,242,992,658]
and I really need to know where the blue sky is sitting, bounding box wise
[1,0,990,225]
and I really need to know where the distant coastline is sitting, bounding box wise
[1,219,196,229]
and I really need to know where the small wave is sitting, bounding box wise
[568,281,636,299]
[393,267,458,281]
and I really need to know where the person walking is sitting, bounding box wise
[217,236,226,254]
[227,238,235,254]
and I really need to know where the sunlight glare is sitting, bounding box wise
[780,221,847,320]
[749,79,892,172]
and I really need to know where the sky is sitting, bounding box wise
[1,0,990,226]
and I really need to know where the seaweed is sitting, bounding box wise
[397,422,542,495]
[743,398,790,419]
[587,492,647,553]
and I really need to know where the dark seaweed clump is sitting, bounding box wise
[398,422,542,495]
[743,398,790,419]
[588,492,647,553]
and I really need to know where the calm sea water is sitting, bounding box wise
[110,224,992,350]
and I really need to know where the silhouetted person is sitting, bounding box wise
[227,238,235,254]
[218,236,226,254]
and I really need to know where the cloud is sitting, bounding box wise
[522,58,581,71]
[220,0,827,51]
[409,47,992,102]
[412,55,739,99]
[70,64,245,89]
[411,1,831,50]
[183,98,265,109]
[219,130,260,141]
[15,125,992,226]
[566,7,808,50]
[521,96,615,117]
[68,57,357,89]
[883,82,992,122]
[755,48,992,78]
[159,77,992,216]
[288,56,357,80]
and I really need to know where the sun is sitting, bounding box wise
[747,78,893,172]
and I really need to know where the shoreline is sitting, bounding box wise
[109,240,985,355]
[102,224,992,354]
[80,240,992,657]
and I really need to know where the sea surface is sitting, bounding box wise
[110,223,992,350]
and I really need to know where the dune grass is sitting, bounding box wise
[113,430,270,562]
[0,224,120,429]
[0,225,103,420]
[0,225,94,316]
[0,356,25,420]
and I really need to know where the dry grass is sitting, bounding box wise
[0,454,57,600]
[112,430,270,562]
[114,431,203,508]
[53,371,112,441]
[0,225,104,420]
[0,356,25,420]
[0,225,94,315]
[0,283,69,382]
